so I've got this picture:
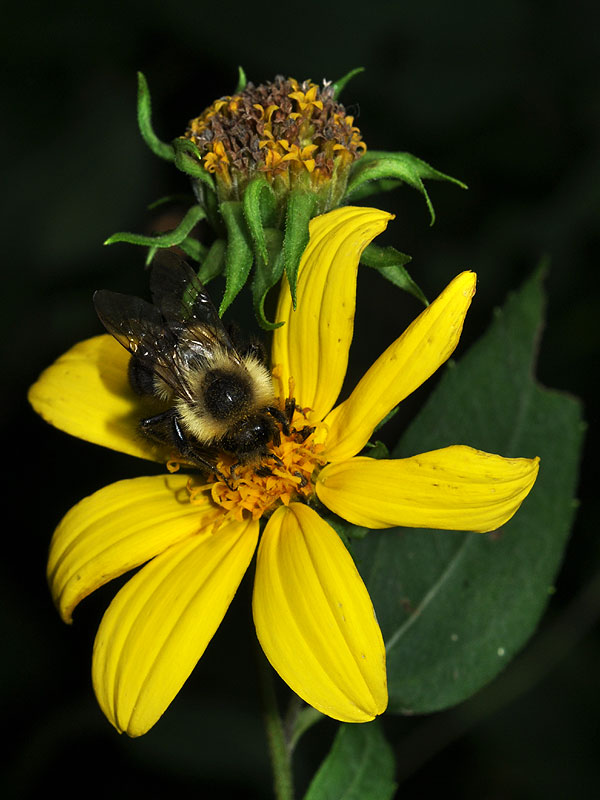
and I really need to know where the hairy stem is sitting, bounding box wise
[257,647,294,800]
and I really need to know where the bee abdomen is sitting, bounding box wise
[203,369,252,421]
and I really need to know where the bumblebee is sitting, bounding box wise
[93,254,286,475]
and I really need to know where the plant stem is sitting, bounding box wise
[257,648,295,800]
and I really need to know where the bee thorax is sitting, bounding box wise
[203,369,252,420]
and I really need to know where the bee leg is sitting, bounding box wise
[266,406,290,437]
[293,471,308,488]
[295,425,315,443]
[141,411,232,487]
[265,452,285,468]
[284,397,297,426]
[255,465,274,478]
[139,409,179,447]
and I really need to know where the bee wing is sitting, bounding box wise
[93,289,197,402]
[149,252,243,366]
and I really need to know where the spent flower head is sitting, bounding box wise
[184,75,365,213]
[29,207,539,737]
[107,69,466,328]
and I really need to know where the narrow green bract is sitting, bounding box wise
[347,150,467,225]
[136,72,174,162]
[219,201,254,315]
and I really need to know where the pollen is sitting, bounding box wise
[186,406,327,523]
[182,75,366,206]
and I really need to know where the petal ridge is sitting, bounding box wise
[272,207,393,420]
[324,271,477,461]
[253,503,387,722]
[316,446,540,532]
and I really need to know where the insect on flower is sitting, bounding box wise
[28,206,540,738]
[93,253,290,481]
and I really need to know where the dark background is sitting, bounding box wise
[3,1,599,797]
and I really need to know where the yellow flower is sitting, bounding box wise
[28,207,539,738]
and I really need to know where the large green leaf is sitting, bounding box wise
[303,721,396,800]
[353,269,584,713]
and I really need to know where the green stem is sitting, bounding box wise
[256,648,295,800]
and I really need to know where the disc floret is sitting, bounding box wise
[186,404,326,522]
[183,75,366,211]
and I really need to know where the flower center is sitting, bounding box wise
[185,405,327,522]
[182,75,366,209]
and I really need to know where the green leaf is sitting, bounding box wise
[303,721,397,800]
[251,228,285,330]
[219,201,254,315]
[104,205,206,248]
[332,67,365,100]
[346,151,467,225]
[234,65,247,94]
[197,238,226,284]
[178,235,208,263]
[136,72,174,162]
[243,175,277,265]
[353,268,584,714]
[147,193,195,211]
[283,188,316,308]
[360,243,428,306]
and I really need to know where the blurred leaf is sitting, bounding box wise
[178,235,208,263]
[332,67,365,100]
[346,151,467,225]
[303,721,396,800]
[198,238,226,284]
[353,268,584,713]
[234,65,247,93]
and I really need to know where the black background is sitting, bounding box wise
[3,1,599,797]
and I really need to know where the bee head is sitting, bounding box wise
[220,413,278,459]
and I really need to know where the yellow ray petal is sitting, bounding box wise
[271,207,393,421]
[48,474,219,623]
[93,516,259,737]
[28,335,166,462]
[323,271,477,462]
[316,446,540,533]
[253,503,387,722]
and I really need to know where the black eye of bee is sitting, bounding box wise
[203,370,252,420]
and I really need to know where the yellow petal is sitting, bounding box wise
[271,207,394,421]
[93,516,259,737]
[48,474,219,623]
[253,503,387,722]
[28,335,165,462]
[317,446,540,533]
[323,271,477,462]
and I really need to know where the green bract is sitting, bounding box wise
[107,70,467,326]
